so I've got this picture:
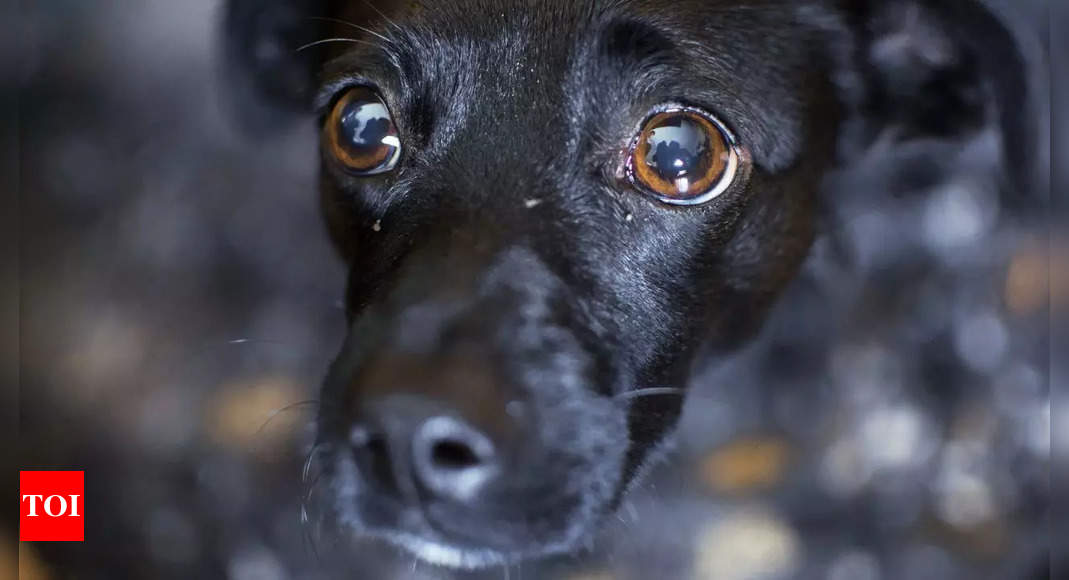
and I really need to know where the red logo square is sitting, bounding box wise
[20,471,84,541]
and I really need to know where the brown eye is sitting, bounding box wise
[626,107,740,205]
[325,87,401,175]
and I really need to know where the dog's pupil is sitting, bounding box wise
[329,87,401,174]
[340,99,396,162]
[644,115,711,181]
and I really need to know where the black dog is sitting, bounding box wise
[224,0,1041,568]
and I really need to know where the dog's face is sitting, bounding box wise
[225,0,1034,568]
[309,0,833,566]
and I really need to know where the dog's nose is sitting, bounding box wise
[351,397,500,504]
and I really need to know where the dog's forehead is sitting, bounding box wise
[397,0,597,94]
[402,0,596,42]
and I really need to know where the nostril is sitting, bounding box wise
[349,425,397,492]
[367,435,392,477]
[431,439,482,470]
[412,416,497,502]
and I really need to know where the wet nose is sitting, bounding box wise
[351,397,500,504]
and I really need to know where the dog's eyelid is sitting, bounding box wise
[314,76,384,115]
[646,100,739,134]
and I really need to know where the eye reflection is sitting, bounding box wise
[628,107,738,204]
[645,118,709,182]
[326,87,401,175]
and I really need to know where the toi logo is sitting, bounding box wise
[20,471,84,541]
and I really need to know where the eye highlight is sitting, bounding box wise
[325,87,402,175]
[626,106,741,205]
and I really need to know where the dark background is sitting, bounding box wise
[12,1,1058,579]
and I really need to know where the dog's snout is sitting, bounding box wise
[320,241,614,553]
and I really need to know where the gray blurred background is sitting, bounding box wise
[12,1,1058,579]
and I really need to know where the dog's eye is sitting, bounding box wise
[626,108,740,205]
[325,87,401,175]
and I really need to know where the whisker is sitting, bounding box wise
[360,0,403,31]
[302,443,323,484]
[303,471,324,506]
[614,387,685,401]
[300,482,324,562]
[153,336,301,393]
[307,16,393,44]
[256,400,320,436]
[299,443,327,562]
[225,337,294,346]
[296,37,379,53]
[190,337,292,357]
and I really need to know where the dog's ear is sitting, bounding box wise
[220,0,335,133]
[831,0,1047,205]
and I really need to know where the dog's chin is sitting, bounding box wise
[328,489,594,569]
[377,531,516,569]
[337,501,599,569]
[347,523,587,570]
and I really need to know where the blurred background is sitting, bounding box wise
[11,1,1058,579]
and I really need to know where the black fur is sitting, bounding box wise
[223,0,1038,568]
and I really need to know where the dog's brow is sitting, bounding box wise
[596,18,678,74]
[315,49,403,113]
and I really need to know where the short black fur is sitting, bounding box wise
[223,0,1039,568]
